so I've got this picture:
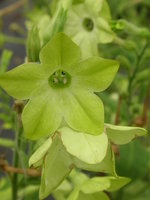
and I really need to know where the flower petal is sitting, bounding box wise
[60,126,108,164]
[39,33,81,72]
[72,57,119,92]
[39,135,73,199]
[97,17,114,43]
[63,88,104,135]
[85,0,103,14]
[22,90,62,140]
[0,63,46,100]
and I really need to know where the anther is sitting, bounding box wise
[53,78,58,84]
[63,78,67,84]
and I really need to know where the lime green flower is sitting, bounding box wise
[65,0,114,58]
[0,33,118,140]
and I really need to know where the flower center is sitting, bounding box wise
[48,69,71,88]
[83,18,94,31]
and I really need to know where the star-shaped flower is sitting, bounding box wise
[0,33,118,140]
[65,0,114,58]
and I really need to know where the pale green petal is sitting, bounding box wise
[72,144,116,175]
[99,0,111,21]
[73,32,99,59]
[39,136,73,199]
[39,33,81,72]
[72,57,119,92]
[63,89,104,135]
[29,137,52,167]
[105,123,147,145]
[97,17,114,43]
[59,127,108,164]
[85,0,103,14]
[0,63,46,100]
[22,90,62,140]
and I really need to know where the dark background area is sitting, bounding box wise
[0,1,53,199]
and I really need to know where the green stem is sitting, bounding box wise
[127,40,149,123]
[4,35,25,45]
[12,118,23,200]
[0,33,25,45]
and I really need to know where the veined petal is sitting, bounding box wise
[39,33,81,73]
[85,0,103,14]
[22,90,62,140]
[63,88,104,135]
[59,126,108,164]
[72,57,119,92]
[97,17,115,43]
[73,32,99,59]
[0,63,46,100]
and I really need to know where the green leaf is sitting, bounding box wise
[22,89,62,140]
[0,63,46,100]
[72,57,119,92]
[26,26,41,62]
[80,177,110,194]
[0,138,14,148]
[29,137,52,167]
[72,144,116,175]
[77,191,109,200]
[39,135,73,199]
[105,123,147,145]
[107,176,131,192]
[67,189,80,200]
[116,140,150,180]
[40,33,81,72]
[62,89,104,135]
[59,126,108,164]
[0,49,12,74]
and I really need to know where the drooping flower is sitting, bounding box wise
[0,33,118,140]
[65,0,114,58]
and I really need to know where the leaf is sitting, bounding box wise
[72,144,116,175]
[77,191,109,200]
[0,49,12,74]
[39,135,74,199]
[107,176,131,192]
[105,123,147,145]
[0,138,14,149]
[29,137,52,167]
[80,177,110,194]
[59,126,108,164]
[116,140,150,179]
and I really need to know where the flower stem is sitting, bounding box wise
[11,100,24,200]
[127,40,149,124]
[12,122,23,200]
[4,35,25,45]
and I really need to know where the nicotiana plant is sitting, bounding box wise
[0,0,148,200]
[0,33,147,199]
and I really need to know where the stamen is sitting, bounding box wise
[53,78,58,84]
[63,78,67,84]
[48,69,71,88]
